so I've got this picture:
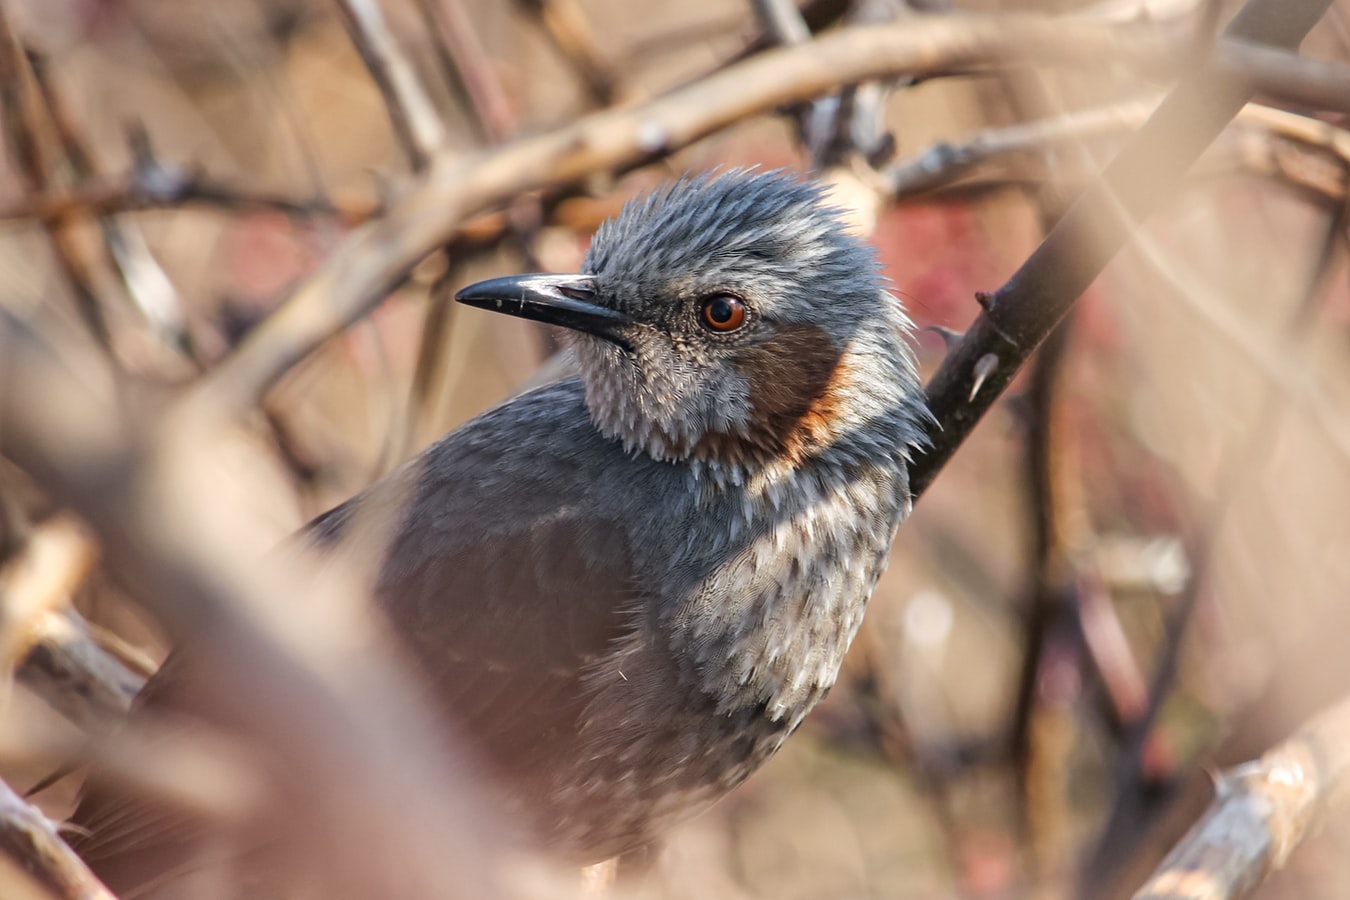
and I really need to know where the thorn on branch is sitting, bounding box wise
[969,353,999,401]
[924,324,966,350]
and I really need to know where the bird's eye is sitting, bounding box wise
[699,294,747,333]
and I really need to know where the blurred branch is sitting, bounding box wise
[1084,188,1350,894]
[17,610,145,731]
[910,0,1335,498]
[0,314,501,898]
[335,0,447,170]
[0,462,146,733]
[0,775,116,900]
[515,0,617,105]
[751,0,843,166]
[412,0,517,143]
[24,54,196,365]
[0,8,113,356]
[887,98,1158,196]
[0,515,95,672]
[1132,695,1350,899]
[1013,318,1085,882]
[0,167,382,227]
[186,13,1214,417]
[886,99,1350,201]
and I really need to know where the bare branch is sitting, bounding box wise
[516,0,617,105]
[17,610,145,731]
[412,0,517,143]
[0,776,116,900]
[0,314,503,898]
[186,15,1184,417]
[179,12,1350,420]
[0,515,96,671]
[911,0,1335,497]
[1133,695,1350,899]
[335,0,447,169]
[0,168,382,226]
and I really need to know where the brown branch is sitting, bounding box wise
[0,10,114,355]
[186,15,1190,418]
[0,515,96,671]
[0,315,502,898]
[0,168,382,227]
[179,12,1350,421]
[0,776,116,900]
[886,99,1350,200]
[910,0,1335,498]
[1133,695,1350,899]
[334,0,447,170]
[17,610,146,731]
[516,0,617,105]
[412,0,518,143]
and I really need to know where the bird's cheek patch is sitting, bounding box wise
[733,323,848,463]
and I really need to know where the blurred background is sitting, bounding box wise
[1,0,1350,897]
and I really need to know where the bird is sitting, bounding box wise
[70,169,929,891]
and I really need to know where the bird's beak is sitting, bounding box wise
[454,274,633,347]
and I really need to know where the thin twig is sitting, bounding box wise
[0,775,117,900]
[187,13,1295,418]
[412,0,517,143]
[752,0,841,166]
[334,0,447,170]
[886,98,1350,198]
[25,58,197,365]
[911,0,1336,498]
[516,0,617,105]
[0,9,114,355]
[0,168,382,226]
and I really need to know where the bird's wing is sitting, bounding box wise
[310,389,644,773]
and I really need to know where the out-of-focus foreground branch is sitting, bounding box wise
[1133,695,1350,900]
[0,775,115,900]
[0,314,504,899]
[909,0,1334,496]
[189,12,1350,419]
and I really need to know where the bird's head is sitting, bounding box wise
[457,170,925,477]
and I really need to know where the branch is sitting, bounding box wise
[0,515,95,671]
[885,99,1350,201]
[0,776,116,900]
[909,0,1334,497]
[0,166,382,226]
[335,0,447,169]
[17,610,145,730]
[0,315,502,898]
[182,11,1350,420]
[184,15,1180,417]
[411,0,517,143]
[1133,695,1350,899]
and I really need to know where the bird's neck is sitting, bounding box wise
[582,326,924,486]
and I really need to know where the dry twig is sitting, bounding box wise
[335,0,447,169]
[912,0,1335,497]
[1133,695,1350,899]
[193,13,1342,418]
[0,515,96,672]
[0,775,115,900]
[0,315,501,898]
[16,611,144,732]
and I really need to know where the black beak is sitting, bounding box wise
[454,274,632,348]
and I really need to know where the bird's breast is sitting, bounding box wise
[540,457,908,857]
